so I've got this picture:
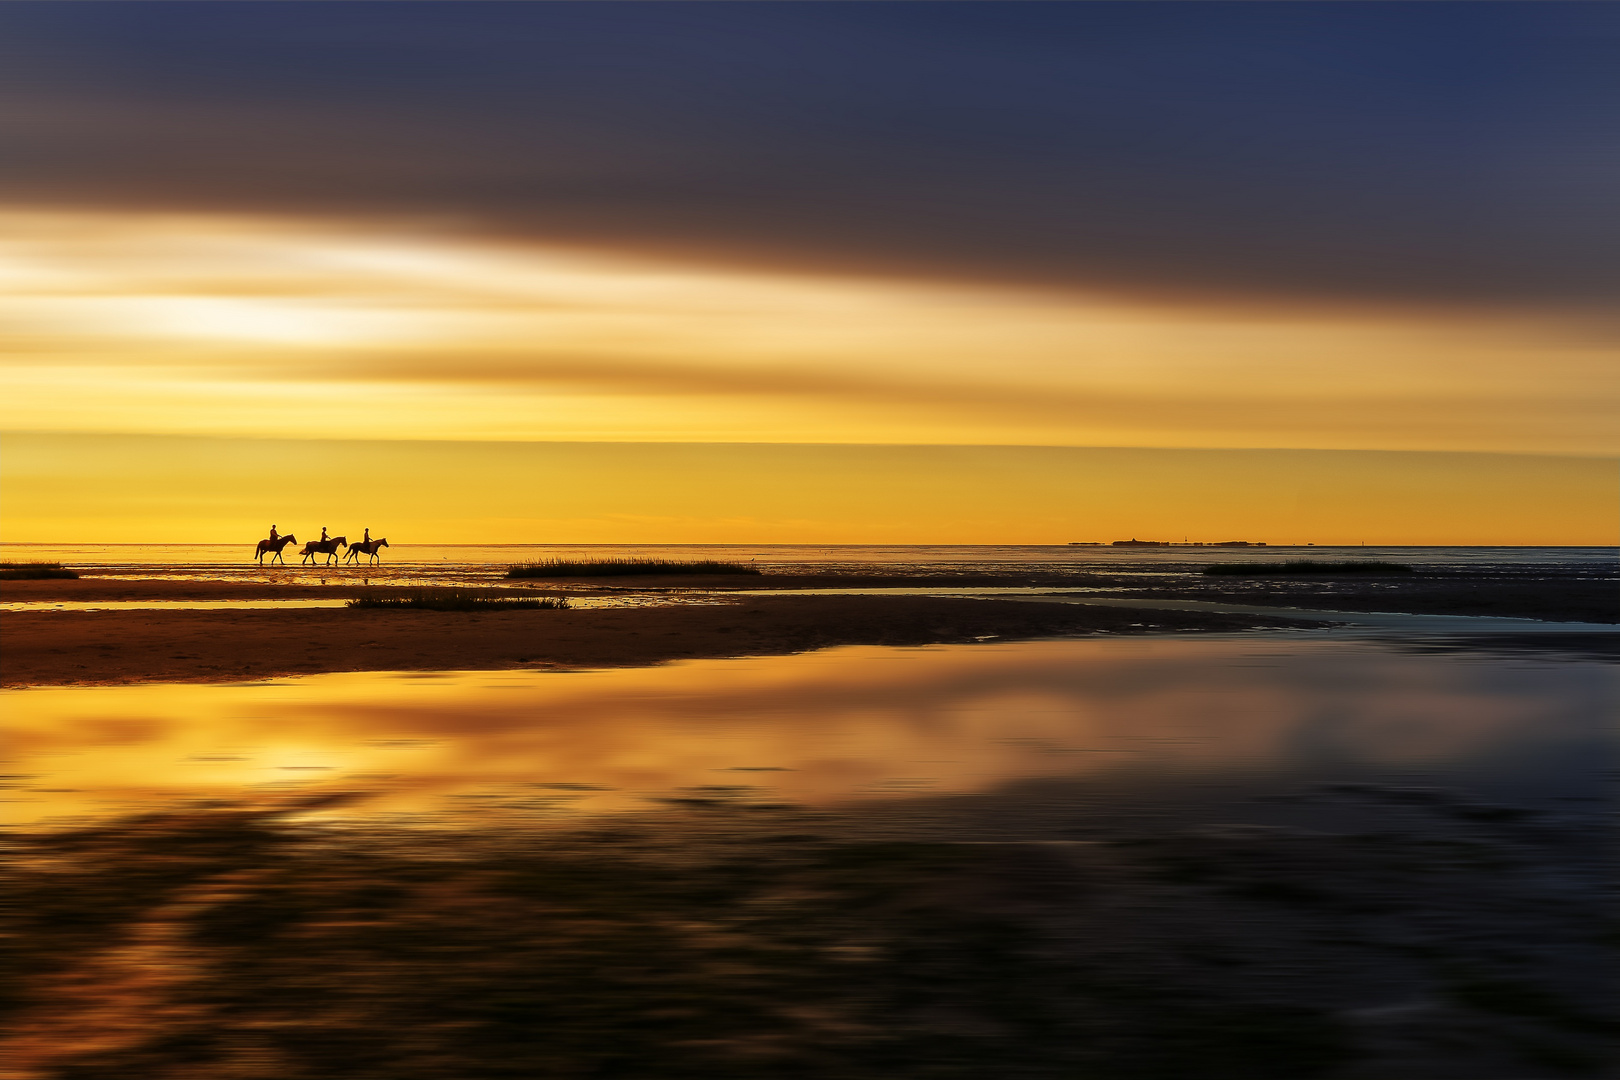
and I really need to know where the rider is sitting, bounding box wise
[362,527,371,546]
[320,526,329,542]
[268,524,279,544]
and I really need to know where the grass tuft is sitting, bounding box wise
[1204,560,1412,577]
[0,561,79,580]
[348,591,571,612]
[507,558,761,578]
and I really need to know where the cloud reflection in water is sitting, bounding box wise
[4,636,1609,827]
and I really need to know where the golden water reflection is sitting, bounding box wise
[4,637,1608,826]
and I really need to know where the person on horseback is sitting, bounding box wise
[362,528,371,545]
[320,526,329,542]
[269,524,279,544]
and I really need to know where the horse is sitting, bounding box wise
[346,537,389,565]
[299,536,347,566]
[254,534,298,565]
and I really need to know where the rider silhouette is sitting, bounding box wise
[363,528,371,545]
[320,526,329,542]
[269,524,279,543]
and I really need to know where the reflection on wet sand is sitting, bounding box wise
[6,634,1614,1080]
[5,637,1609,827]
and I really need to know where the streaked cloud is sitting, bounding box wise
[1,210,1615,452]
[2,4,1615,309]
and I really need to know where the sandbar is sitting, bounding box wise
[0,592,1325,687]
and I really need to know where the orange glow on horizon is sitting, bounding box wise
[2,434,1612,546]
[2,208,1614,546]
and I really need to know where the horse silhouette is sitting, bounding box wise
[299,536,348,566]
[345,537,390,565]
[254,534,298,565]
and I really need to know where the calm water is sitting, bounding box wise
[5,635,1611,829]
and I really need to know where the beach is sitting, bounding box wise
[5,550,1614,1078]
[2,586,1324,687]
[5,550,1613,687]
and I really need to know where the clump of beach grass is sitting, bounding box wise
[1204,560,1413,577]
[0,561,79,580]
[348,591,571,612]
[507,558,761,579]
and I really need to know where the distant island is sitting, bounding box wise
[1067,540,1268,547]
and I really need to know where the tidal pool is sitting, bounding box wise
[4,634,1611,828]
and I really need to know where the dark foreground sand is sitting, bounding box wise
[0,593,1324,687]
[6,785,1613,1080]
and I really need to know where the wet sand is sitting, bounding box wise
[8,785,1612,1080]
[4,573,1609,1078]
[0,593,1323,687]
[10,562,1610,686]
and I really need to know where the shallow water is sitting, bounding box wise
[730,588,1620,632]
[4,634,1610,829]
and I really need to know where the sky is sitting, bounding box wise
[1,2,1615,544]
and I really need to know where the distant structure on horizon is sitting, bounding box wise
[1098,539,1268,547]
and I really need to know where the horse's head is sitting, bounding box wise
[377,538,389,548]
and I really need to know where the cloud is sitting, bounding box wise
[1,3,1616,310]
[1,209,1615,453]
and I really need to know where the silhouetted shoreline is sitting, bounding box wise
[0,594,1326,688]
[4,556,1612,687]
